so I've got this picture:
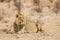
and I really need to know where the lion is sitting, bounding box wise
[9,13,42,34]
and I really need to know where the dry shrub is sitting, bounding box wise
[53,0,60,13]
[0,14,3,21]
[0,0,10,2]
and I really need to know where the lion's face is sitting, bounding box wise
[15,13,25,25]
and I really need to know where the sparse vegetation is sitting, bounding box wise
[0,0,4,2]
[53,0,60,13]
[0,14,3,21]
[32,0,42,13]
[49,0,53,3]
[14,0,21,13]
[0,0,10,2]
[33,0,40,6]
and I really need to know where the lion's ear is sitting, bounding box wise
[16,14,18,18]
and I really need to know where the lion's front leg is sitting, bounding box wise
[36,23,42,33]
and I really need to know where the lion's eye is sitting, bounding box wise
[16,15,18,18]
